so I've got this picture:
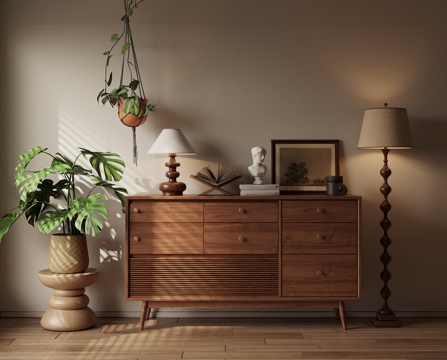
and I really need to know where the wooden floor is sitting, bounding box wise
[1,317,447,359]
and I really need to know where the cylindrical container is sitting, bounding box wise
[326,176,348,196]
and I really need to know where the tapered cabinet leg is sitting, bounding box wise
[338,301,347,330]
[140,301,150,330]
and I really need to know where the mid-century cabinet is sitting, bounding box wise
[125,194,361,330]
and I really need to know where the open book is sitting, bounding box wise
[192,163,240,186]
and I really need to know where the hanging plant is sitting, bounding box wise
[97,0,156,165]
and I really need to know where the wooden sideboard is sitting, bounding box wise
[125,194,361,330]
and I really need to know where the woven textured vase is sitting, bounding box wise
[48,234,89,274]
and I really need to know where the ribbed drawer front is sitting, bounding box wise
[204,202,278,222]
[129,201,203,222]
[129,256,279,297]
[282,200,358,223]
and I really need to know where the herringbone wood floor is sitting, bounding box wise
[1,317,447,359]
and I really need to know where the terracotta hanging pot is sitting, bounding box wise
[118,99,148,127]
[48,234,89,274]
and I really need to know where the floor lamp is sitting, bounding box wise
[358,103,413,327]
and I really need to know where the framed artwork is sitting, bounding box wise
[271,139,339,193]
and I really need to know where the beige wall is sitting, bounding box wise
[1,0,446,317]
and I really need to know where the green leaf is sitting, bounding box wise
[53,153,91,176]
[80,149,125,182]
[37,209,70,234]
[129,79,139,91]
[121,42,131,54]
[24,179,68,226]
[117,87,129,96]
[107,72,113,86]
[125,9,133,17]
[123,98,133,114]
[0,212,22,242]
[15,163,71,201]
[103,51,110,56]
[111,33,119,42]
[70,194,107,236]
[14,146,47,182]
[90,176,128,212]
[97,89,105,102]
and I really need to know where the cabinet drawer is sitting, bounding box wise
[129,223,203,254]
[204,202,278,222]
[282,223,358,255]
[129,201,203,222]
[204,223,278,254]
[282,255,358,297]
[129,256,279,297]
[282,200,358,223]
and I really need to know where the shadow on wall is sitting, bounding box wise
[382,117,447,311]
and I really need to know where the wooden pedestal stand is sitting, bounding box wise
[37,268,100,331]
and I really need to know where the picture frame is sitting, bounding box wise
[271,139,340,193]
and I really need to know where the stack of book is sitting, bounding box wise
[239,184,280,196]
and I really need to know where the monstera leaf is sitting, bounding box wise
[37,209,71,235]
[80,148,125,181]
[69,194,108,236]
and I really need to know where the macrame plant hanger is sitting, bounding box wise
[118,0,147,166]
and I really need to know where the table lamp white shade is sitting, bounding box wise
[358,106,414,150]
[147,128,195,155]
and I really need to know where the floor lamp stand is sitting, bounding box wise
[373,148,401,327]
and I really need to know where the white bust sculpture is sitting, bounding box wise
[248,146,267,184]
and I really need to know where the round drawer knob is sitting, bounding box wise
[316,234,322,240]
[316,208,322,213]
[316,270,323,276]
[133,208,139,213]
[133,236,140,242]
[238,236,246,241]
[238,208,245,214]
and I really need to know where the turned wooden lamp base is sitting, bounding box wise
[37,268,100,331]
[159,153,186,196]
[159,180,186,196]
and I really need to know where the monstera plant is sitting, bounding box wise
[0,146,128,273]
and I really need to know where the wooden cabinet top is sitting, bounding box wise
[126,194,361,201]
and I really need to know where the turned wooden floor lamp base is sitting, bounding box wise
[37,268,100,331]
[373,149,400,327]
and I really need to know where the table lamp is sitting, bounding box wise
[358,103,414,327]
[148,128,195,195]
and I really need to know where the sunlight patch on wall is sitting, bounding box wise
[56,106,127,263]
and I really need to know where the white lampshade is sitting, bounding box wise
[147,128,196,155]
[358,106,414,150]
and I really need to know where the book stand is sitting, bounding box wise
[190,174,241,196]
